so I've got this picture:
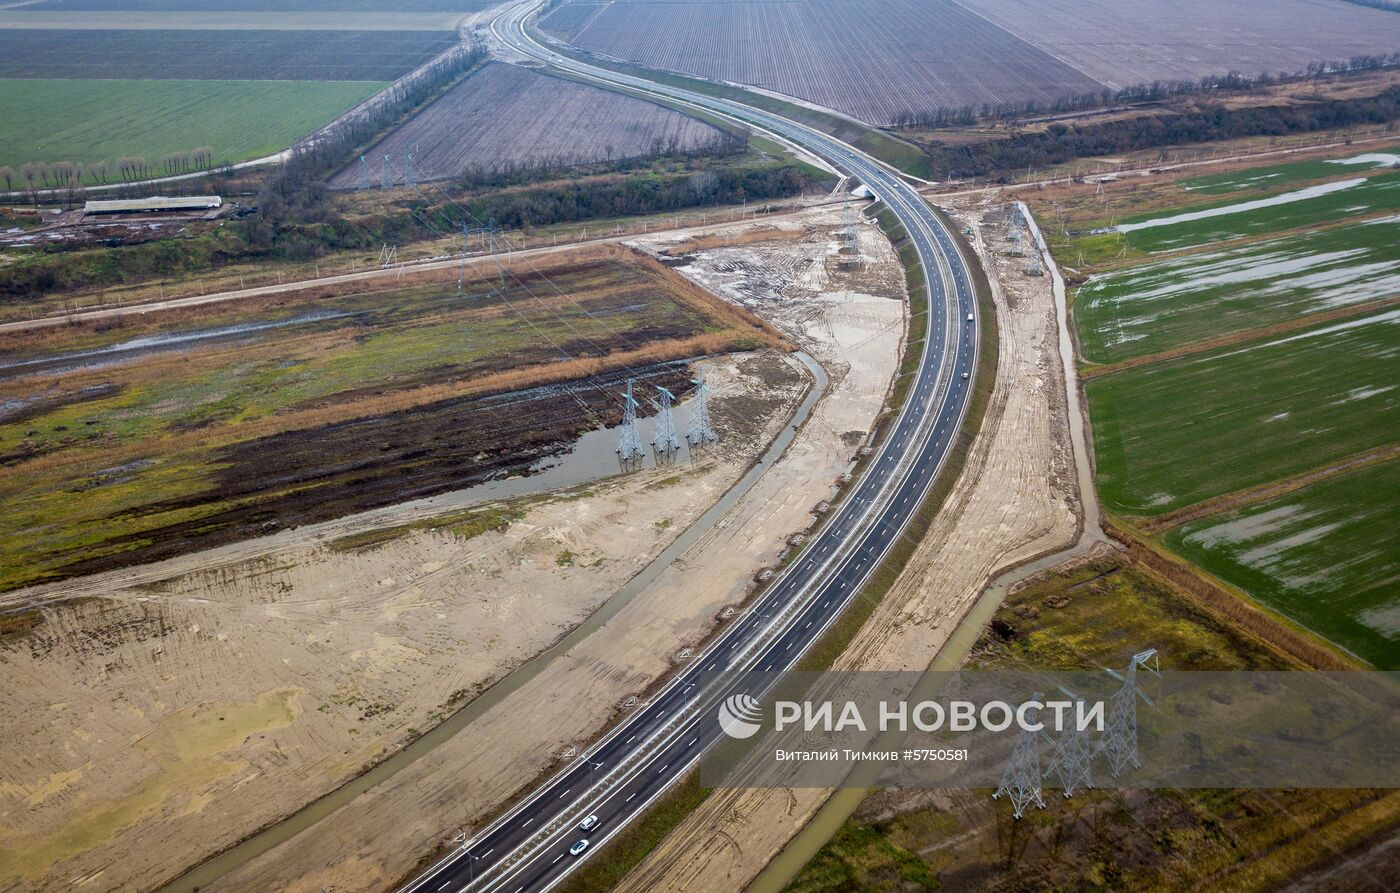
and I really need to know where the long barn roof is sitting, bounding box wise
[83,196,222,213]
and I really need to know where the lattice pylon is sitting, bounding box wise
[993,694,1046,819]
[616,379,646,468]
[1102,649,1159,778]
[1045,689,1094,797]
[685,368,719,449]
[651,386,682,463]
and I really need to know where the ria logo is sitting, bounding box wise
[717,693,763,739]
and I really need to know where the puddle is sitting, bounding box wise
[1116,178,1364,233]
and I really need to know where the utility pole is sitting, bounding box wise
[356,155,371,190]
[379,153,392,189]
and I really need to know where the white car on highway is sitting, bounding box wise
[569,839,590,856]
[579,815,599,831]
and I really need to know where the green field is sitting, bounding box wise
[1167,460,1400,668]
[1118,169,1400,252]
[1087,308,1400,514]
[1075,216,1400,364]
[1180,148,1400,195]
[0,78,381,175]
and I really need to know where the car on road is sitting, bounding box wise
[579,815,599,831]
[570,839,590,856]
[967,313,974,322]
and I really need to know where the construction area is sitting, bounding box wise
[0,200,914,893]
[606,192,1083,893]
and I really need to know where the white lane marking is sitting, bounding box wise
[553,854,562,865]
[626,792,636,802]
[688,737,698,746]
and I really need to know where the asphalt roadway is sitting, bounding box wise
[395,4,981,891]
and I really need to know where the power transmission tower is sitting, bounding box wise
[1045,687,1094,797]
[616,379,646,469]
[685,368,719,449]
[650,386,682,463]
[843,200,864,270]
[457,219,469,291]
[379,153,393,189]
[993,694,1046,819]
[1025,247,1043,276]
[356,155,371,190]
[486,222,506,286]
[379,244,397,267]
[1102,649,1159,777]
[403,148,416,189]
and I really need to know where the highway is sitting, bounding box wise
[395,3,981,891]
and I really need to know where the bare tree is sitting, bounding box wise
[20,163,37,205]
[0,165,12,192]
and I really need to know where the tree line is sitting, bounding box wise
[442,127,750,192]
[888,52,1400,130]
[918,83,1400,180]
[0,160,811,298]
[246,39,488,247]
[0,147,218,200]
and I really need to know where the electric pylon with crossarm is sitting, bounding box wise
[686,369,719,448]
[616,379,646,469]
[1102,649,1160,777]
[651,386,682,463]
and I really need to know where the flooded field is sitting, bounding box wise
[1076,216,1400,363]
[1168,459,1400,668]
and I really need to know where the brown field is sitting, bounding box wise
[328,61,729,186]
[541,0,1400,125]
[541,0,1102,125]
[965,0,1400,90]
